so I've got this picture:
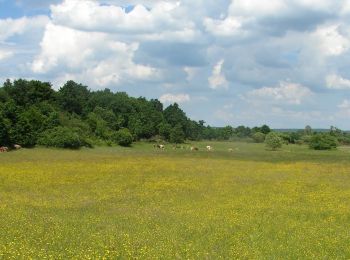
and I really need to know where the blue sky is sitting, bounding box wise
[1,0,350,129]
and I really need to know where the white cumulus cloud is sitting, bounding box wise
[247,81,313,105]
[326,74,350,89]
[159,93,190,104]
[208,59,228,90]
[49,0,192,41]
[204,16,244,37]
[229,0,287,17]
[0,50,13,60]
[31,23,159,87]
[312,24,350,56]
[0,15,49,41]
[338,99,350,109]
[337,99,350,117]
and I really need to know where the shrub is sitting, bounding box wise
[300,135,312,144]
[148,135,164,143]
[114,128,133,147]
[265,132,283,150]
[338,135,350,145]
[38,126,83,149]
[252,132,265,143]
[309,133,338,150]
[288,132,302,144]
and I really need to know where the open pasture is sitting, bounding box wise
[0,142,350,258]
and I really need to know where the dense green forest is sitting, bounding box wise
[0,79,349,149]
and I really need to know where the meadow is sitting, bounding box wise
[0,142,350,259]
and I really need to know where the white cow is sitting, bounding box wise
[154,144,165,150]
[206,145,212,151]
[14,144,22,150]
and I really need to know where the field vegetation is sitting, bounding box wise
[1,142,350,258]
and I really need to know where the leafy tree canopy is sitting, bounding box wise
[265,132,283,150]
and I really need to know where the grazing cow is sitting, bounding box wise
[154,144,165,149]
[14,144,22,150]
[190,146,199,151]
[0,146,8,152]
[228,148,233,152]
[206,145,212,151]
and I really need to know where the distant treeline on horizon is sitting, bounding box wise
[0,79,349,149]
[274,129,350,133]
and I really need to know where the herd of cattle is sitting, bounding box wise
[0,144,22,153]
[1,144,235,153]
[154,144,235,152]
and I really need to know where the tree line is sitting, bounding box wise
[0,79,349,150]
[0,79,251,148]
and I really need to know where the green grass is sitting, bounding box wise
[0,142,350,258]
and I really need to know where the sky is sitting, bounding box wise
[1,0,350,129]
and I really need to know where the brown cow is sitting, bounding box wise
[190,146,199,151]
[0,146,8,152]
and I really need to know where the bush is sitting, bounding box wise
[252,132,265,143]
[309,133,338,150]
[265,132,283,150]
[336,135,350,145]
[114,128,133,147]
[38,126,83,149]
[148,135,164,143]
[300,135,312,144]
[278,133,291,144]
[288,132,302,144]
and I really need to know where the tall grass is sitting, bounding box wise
[0,143,349,258]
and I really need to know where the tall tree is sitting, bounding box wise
[0,113,10,145]
[58,81,90,115]
[260,124,271,135]
[304,125,312,135]
[3,79,55,107]
[163,103,189,133]
[170,124,185,144]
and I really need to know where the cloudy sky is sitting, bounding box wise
[1,0,350,129]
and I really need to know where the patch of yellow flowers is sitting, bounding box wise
[0,146,349,258]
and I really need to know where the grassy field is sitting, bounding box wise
[0,142,350,259]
